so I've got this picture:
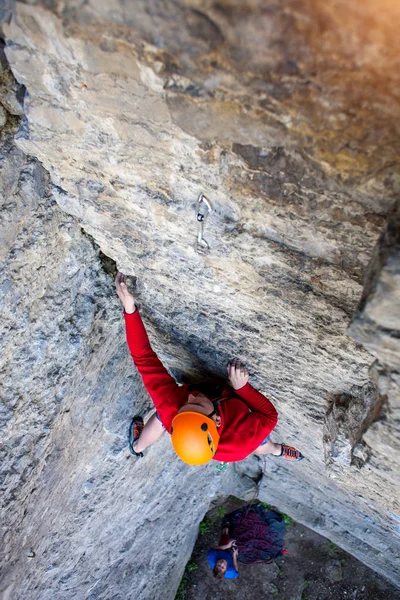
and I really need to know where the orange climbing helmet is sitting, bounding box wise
[171,411,220,465]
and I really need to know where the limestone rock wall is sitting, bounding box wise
[0,70,252,598]
[348,200,400,540]
[1,1,399,597]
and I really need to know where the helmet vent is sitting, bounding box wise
[201,423,208,431]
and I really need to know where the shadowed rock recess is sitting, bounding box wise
[0,1,399,598]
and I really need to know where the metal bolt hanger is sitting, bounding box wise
[195,193,212,255]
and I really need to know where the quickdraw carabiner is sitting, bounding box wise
[195,193,212,254]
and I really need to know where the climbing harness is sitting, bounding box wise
[195,193,212,254]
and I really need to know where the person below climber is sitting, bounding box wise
[115,272,303,465]
[210,502,287,572]
[207,527,239,579]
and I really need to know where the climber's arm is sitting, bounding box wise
[235,383,278,431]
[124,311,181,401]
[227,359,278,431]
[232,549,239,573]
[116,273,181,406]
[214,538,236,551]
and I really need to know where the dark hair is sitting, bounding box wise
[188,380,224,400]
[213,566,225,580]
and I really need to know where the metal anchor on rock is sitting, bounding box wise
[195,193,212,255]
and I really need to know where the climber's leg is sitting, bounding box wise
[255,438,282,456]
[254,438,303,461]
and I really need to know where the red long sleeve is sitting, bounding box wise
[235,382,278,431]
[123,310,185,431]
[215,384,278,462]
[123,310,278,461]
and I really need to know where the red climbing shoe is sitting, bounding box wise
[128,416,144,458]
[277,444,303,461]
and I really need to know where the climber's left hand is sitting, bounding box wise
[227,359,249,390]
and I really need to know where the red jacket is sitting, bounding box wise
[124,310,278,462]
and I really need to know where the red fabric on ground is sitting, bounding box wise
[218,533,231,546]
[223,504,286,563]
[124,310,278,462]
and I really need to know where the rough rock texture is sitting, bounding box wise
[348,200,400,546]
[350,202,400,368]
[0,76,254,599]
[1,1,400,598]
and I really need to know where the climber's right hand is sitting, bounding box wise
[115,272,136,314]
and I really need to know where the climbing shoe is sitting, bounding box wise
[275,444,303,461]
[128,415,144,458]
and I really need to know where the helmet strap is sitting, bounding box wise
[206,400,220,420]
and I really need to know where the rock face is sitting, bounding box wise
[0,75,253,599]
[350,203,400,368]
[348,200,400,544]
[0,1,399,597]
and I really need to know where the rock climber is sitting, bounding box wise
[115,272,303,466]
[207,527,240,579]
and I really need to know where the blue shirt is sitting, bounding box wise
[207,549,239,579]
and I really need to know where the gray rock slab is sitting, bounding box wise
[1,1,400,597]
